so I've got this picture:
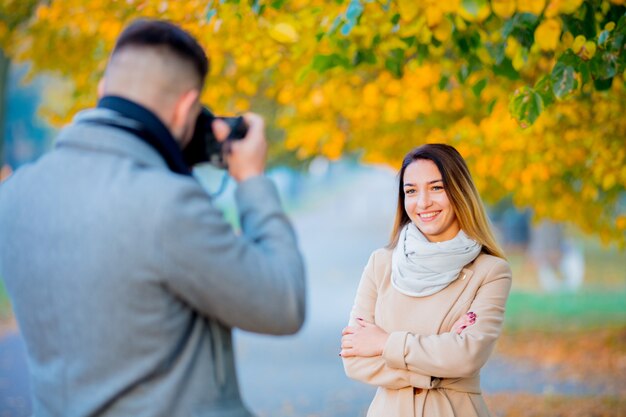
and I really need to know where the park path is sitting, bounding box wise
[0,165,610,417]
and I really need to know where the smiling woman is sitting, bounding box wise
[340,144,512,417]
[402,159,460,242]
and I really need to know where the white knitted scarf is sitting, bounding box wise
[391,223,482,297]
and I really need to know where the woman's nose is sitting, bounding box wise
[417,191,432,209]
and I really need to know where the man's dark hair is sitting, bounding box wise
[113,19,209,85]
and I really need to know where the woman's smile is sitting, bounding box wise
[418,210,441,222]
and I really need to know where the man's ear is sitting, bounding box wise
[172,89,200,130]
[97,78,106,98]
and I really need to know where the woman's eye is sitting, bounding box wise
[404,189,415,195]
[432,186,444,191]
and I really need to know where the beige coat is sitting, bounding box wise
[342,248,512,417]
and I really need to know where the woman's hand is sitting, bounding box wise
[452,311,476,335]
[340,318,389,358]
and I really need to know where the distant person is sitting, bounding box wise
[340,144,512,417]
[0,164,11,182]
[0,19,305,417]
[529,220,585,292]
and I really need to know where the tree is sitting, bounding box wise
[0,0,41,168]
[3,0,625,245]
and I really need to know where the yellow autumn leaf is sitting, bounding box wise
[269,22,299,44]
[617,215,626,230]
[512,52,525,70]
[517,0,546,15]
[426,6,443,27]
[432,18,453,42]
[459,1,491,22]
[492,0,516,18]
[398,0,420,21]
[505,36,520,58]
[579,40,596,60]
[561,31,574,48]
[557,0,584,14]
[534,18,562,51]
[572,35,586,52]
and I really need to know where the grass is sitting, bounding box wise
[504,290,626,331]
[0,278,11,320]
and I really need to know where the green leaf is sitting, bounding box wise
[472,78,487,97]
[578,61,592,84]
[509,86,544,128]
[557,50,583,69]
[534,75,555,107]
[296,66,312,83]
[501,13,539,48]
[457,65,471,84]
[492,58,521,80]
[551,62,577,99]
[270,0,287,9]
[487,42,506,65]
[354,49,377,65]
[487,98,497,115]
[400,36,417,47]
[312,53,351,72]
[556,50,590,84]
[590,51,619,80]
[385,48,405,77]
[582,2,597,39]
[616,15,626,34]
[593,77,614,91]
[561,14,586,38]
[438,75,450,91]
[416,44,429,63]
[610,32,625,54]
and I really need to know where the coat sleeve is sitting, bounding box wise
[382,259,512,378]
[156,175,306,335]
[342,251,435,390]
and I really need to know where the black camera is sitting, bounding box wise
[182,107,248,169]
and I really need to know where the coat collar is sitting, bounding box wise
[55,107,171,171]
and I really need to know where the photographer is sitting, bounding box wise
[0,19,305,417]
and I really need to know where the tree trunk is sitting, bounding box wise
[0,49,10,167]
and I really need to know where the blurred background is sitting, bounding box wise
[1,1,625,416]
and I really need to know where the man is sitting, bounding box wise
[0,19,305,417]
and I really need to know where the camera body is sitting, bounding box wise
[182,107,248,169]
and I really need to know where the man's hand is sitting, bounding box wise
[214,112,267,182]
[340,318,389,358]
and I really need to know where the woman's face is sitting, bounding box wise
[403,159,460,242]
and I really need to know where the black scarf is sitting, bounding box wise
[97,96,191,176]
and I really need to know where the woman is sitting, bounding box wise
[340,144,512,417]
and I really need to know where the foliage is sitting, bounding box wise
[484,394,626,417]
[497,327,626,395]
[1,0,625,244]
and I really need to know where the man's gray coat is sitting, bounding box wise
[0,108,306,417]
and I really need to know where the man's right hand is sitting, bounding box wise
[214,113,267,182]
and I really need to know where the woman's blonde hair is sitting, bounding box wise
[388,144,506,259]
